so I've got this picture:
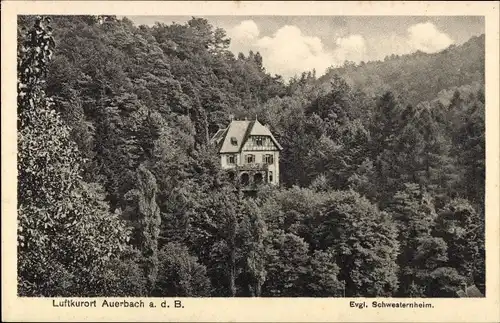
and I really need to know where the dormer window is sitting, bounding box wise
[231,137,238,146]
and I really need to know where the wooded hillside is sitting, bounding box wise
[17,15,485,297]
[319,34,485,106]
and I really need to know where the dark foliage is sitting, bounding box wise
[17,15,484,297]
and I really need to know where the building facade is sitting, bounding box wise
[210,118,282,187]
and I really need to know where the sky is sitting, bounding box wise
[127,15,484,79]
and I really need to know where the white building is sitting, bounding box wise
[210,118,282,187]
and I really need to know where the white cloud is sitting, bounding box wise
[228,20,368,79]
[229,20,260,41]
[254,25,335,79]
[334,35,367,63]
[407,22,454,53]
[227,20,455,79]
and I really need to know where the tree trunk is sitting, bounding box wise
[255,282,262,297]
[229,247,236,296]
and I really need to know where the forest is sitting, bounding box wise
[17,15,485,298]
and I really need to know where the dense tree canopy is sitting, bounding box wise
[17,15,485,297]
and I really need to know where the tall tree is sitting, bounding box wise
[310,190,400,296]
[387,183,438,296]
[262,231,310,296]
[237,199,268,296]
[153,242,211,296]
[17,16,129,296]
[435,199,484,291]
[122,164,161,293]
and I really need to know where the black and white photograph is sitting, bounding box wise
[10,2,492,305]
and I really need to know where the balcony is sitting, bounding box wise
[236,163,269,171]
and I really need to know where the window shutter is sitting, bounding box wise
[226,154,236,164]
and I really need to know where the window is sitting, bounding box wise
[255,136,263,146]
[230,137,238,146]
[246,154,255,164]
[269,171,273,183]
[264,154,274,164]
[227,154,236,164]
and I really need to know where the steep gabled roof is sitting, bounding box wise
[243,119,283,151]
[218,120,251,153]
[211,119,282,153]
